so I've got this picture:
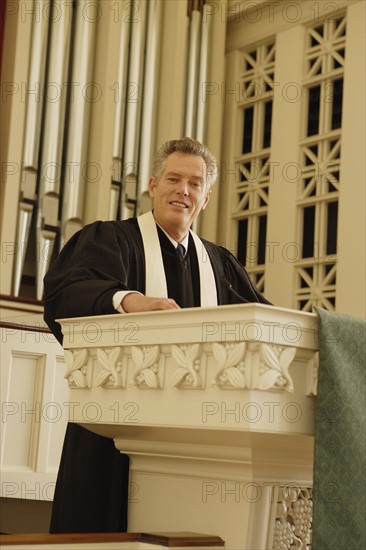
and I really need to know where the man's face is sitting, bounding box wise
[148,152,211,238]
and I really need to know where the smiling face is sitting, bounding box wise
[148,152,211,242]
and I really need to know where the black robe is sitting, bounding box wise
[44,217,271,533]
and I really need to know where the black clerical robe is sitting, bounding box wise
[44,217,271,533]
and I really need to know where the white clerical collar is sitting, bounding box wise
[137,211,217,306]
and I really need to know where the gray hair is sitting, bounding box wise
[152,137,218,190]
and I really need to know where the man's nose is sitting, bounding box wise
[177,181,189,195]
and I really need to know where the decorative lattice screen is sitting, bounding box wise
[233,41,276,293]
[295,15,346,311]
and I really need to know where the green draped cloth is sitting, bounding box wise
[312,307,366,549]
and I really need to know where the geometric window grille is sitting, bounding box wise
[233,41,275,293]
[296,15,346,311]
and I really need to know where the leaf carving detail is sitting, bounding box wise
[280,347,296,368]
[214,343,246,387]
[131,347,144,368]
[64,350,74,379]
[226,342,246,368]
[170,344,201,388]
[131,346,160,388]
[259,369,281,390]
[95,370,111,387]
[95,347,122,387]
[212,343,227,366]
[279,347,296,391]
[64,349,88,386]
[226,367,245,388]
[73,349,88,371]
[142,369,159,388]
[261,343,280,371]
[170,367,189,388]
[97,348,110,371]
[213,342,295,392]
[187,344,200,363]
[109,347,121,364]
[143,346,159,369]
[171,345,187,368]
[72,369,86,388]
[258,344,296,391]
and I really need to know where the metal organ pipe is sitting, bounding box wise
[13,0,51,296]
[35,1,74,299]
[110,0,132,220]
[184,9,202,138]
[138,0,163,199]
[60,0,98,244]
[196,2,212,144]
[120,0,148,219]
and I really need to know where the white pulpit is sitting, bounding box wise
[59,304,318,549]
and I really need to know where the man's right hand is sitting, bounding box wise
[121,293,181,313]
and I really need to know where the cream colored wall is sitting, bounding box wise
[196,1,228,242]
[264,25,305,308]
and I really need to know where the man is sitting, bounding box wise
[44,137,270,533]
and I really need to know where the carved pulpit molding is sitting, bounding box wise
[60,303,318,394]
[64,341,301,394]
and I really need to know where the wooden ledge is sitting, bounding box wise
[0,532,224,547]
[140,532,225,547]
[0,533,138,546]
[0,321,51,333]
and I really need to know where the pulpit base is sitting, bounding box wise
[101,427,314,550]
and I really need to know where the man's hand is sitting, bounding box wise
[121,293,180,313]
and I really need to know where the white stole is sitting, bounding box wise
[137,211,217,307]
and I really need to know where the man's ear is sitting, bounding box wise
[202,189,211,210]
[148,177,156,198]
